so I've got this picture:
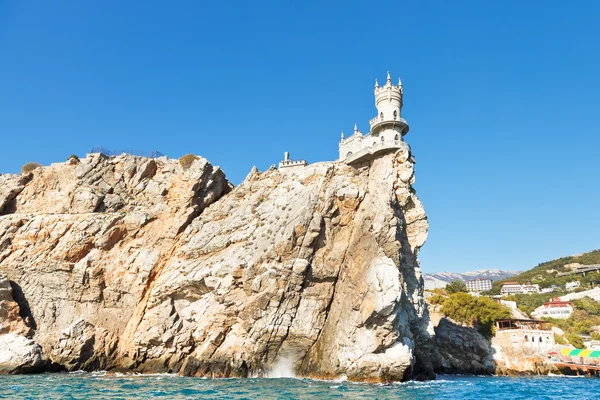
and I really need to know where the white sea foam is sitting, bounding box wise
[266,356,296,378]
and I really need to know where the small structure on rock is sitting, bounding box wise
[278,152,307,170]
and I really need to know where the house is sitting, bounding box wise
[531,298,574,319]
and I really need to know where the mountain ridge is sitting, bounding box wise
[424,269,520,290]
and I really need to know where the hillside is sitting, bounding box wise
[490,249,600,294]
[424,269,519,290]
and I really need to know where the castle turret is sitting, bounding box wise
[338,72,411,164]
[369,71,409,138]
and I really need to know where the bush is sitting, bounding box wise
[429,294,446,305]
[565,332,585,349]
[440,292,512,337]
[67,154,80,165]
[446,280,467,294]
[21,162,42,174]
[554,334,568,345]
[179,154,199,170]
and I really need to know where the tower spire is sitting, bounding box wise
[354,123,358,134]
[386,70,391,83]
[341,131,344,140]
[398,77,402,87]
[375,78,379,88]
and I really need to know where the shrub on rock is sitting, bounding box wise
[67,154,80,165]
[179,154,199,170]
[21,162,42,174]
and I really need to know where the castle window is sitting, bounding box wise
[381,136,385,142]
[393,110,397,120]
[373,142,377,147]
[380,112,384,121]
[346,152,352,158]
[394,134,399,141]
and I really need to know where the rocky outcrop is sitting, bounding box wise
[0,148,432,381]
[0,274,47,373]
[433,318,495,375]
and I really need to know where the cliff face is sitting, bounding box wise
[0,149,432,381]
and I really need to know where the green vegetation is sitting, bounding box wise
[428,294,446,305]
[179,154,199,170]
[489,249,600,294]
[554,334,568,345]
[439,292,512,337]
[21,162,42,174]
[445,280,467,294]
[504,291,566,316]
[565,332,585,349]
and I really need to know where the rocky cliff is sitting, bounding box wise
[0,148,433,381]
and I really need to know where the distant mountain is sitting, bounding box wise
[424,269,520,290]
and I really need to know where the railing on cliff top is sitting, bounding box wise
[90,147,165,159]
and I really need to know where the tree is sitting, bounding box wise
[446,279,467,294]
[439,292,512,337]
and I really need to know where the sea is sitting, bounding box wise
[0,373,599,400]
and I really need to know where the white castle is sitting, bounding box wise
[280,72,410,169]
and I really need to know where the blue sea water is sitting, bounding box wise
[0,373,598,400]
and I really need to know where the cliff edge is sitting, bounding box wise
[0,148,432,381]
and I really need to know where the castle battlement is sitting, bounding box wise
[278,152,307,169]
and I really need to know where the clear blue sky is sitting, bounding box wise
[1,1,599,274]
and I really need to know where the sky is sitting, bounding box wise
[1,1,599,274]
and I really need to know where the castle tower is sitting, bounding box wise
[338,72,411,164]
[369,71,409,139]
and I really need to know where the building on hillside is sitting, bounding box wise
[466,278,492,293]
[531,298,574,319]
[566,281,581,291]
[522,283,540,294]
[501,282,522,295]
[500,282,540,295]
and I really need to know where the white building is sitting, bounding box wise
[531,299,574,319]
[338,72,410,165]
[500,282,540,295]
[565,281,581,291]
[466,278,492,293]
